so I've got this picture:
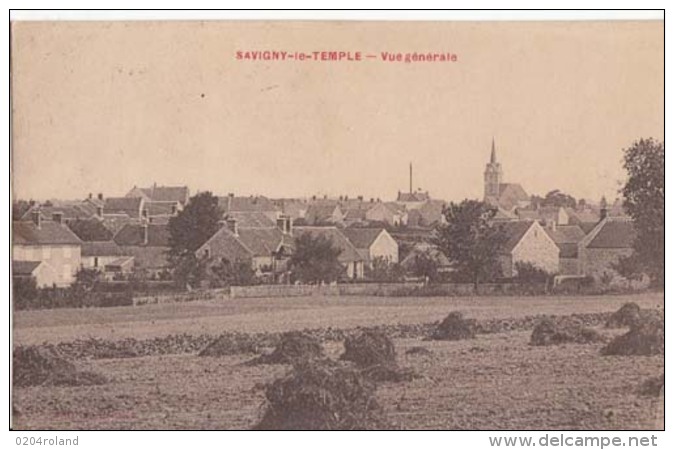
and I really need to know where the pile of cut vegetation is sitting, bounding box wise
[13,345,107,388]
[602,311,664,356]
[253,358,387,430]
[249,331,324,365]
[639,373,664,396]
[341,329,416,382]
[605,302,642,329]
[199,333,268,357]
[530,317,604,346]
[429,311,477,341]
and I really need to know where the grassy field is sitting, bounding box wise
[12,292,664,430]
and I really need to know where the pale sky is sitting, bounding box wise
[11,20,664,203]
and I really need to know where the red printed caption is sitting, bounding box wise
[235,50,458,63]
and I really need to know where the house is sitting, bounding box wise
[127,184,190,206]
[342,228,399,266]
[196,216,294,277]
[218,194,280,222]
[497,220,559,277]
[578,217,636,280]
[516,206,569,226]
[274,198,309,221]
[13,260,57,288]
[226,211,276,228]
[103,196,146,220]
[113,223,170,276]
[80,241,133,277]
[20,201,97,223]
[544,224,586,275]
[566,207,601,232]
[67,217,114,242]
[293,226,365,279]
[305,202,344,226]
[13,211,83,287]
[365,202,407,226]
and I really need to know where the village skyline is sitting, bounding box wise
[11,21,663,202]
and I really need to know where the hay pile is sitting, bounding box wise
[530,318,603,346]
[640,373,664,397]
[341,329,416,382]
[254,359,387,430]
[13,346,107,388]
[429,312,477,341]
[250,331,324,365]
[406,346,433,356]
[199,333,265,357]
[605,302,642,328]
[602,312,664,356]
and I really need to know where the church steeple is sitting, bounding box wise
[490,137,497,163]
[484,138,503,204]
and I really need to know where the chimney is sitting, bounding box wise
[228,192,234,198]
[142,223,149,245]
[31,209,41,228]
[599,196,608,221]
[358,195,363,202]
[409,162,413,194]
[88,193,92,199]
[276,215,292,235]
[97,193,103,201]
[226,217,238,236]
[96,206,103,217]
[52,212,64,225]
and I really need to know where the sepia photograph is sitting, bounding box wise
[9,12,664,433]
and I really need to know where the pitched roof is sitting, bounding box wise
[81,241,127,257]
[198,227,254,261]
[400,242,451,268]
[306,203,342,223]
[586,219,636,249]
[292,227,363,263]
[143,201,176,216]
[138,186,189,204]
[227,211,276,228]
[13,260,42,275]
[237,228,291,256]
[397,191,430,202]
[218,195,279,214]
[124,246,169,269]
[342,228,385,250]
[21,203,97,221]
[104,197,143,218]
[113,223,170,247]
[567,208,600,225]
[497,183,529,210]
[544,225,586,244]
[67,218,114,241]
[497,220,535,253]
[13,221,82,246]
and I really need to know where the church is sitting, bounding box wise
[483,139,530,211]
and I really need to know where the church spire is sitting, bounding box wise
[490,137,497,163]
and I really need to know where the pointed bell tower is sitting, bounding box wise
[484,138,503,204]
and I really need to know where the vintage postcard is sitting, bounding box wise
[10,17,664,432]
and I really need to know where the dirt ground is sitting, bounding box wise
[12,292,665,430]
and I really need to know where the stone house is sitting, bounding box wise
[498,220,559,277]
[113,223,171,276]
[544,224,586,275]
[342,228,399,266]
[578,217,636,280]
[13,212,83,287]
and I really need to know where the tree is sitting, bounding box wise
[621,138,664,288]
[210,258,257,287]
[514,261,553,285]
[541,189,577,209]
[12,200,33,220]
[168,192,222,259]
[167,192,222,287]
[433,200,507,289]
[366,257,405,282]
[408,250,440,284]
[611,255,645,289]
[289,233,344,283]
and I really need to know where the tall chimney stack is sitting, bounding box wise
[226,217,238,236]
[52,212,64,225]
[142,223,149,245]
[409,162,413,194]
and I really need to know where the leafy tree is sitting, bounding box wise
[541,189,577,209]
[433,200,507,289]
[75,268,101,291]
[12,200,33,220]
[611,255,645,289]
[408,250,440,284]
[289,233,344,283]
[621,138,664,287]
[210,258,257,287]
[167,192,222,288]
[514,261,553,284]
[366,256,405,282]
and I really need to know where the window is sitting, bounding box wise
[94,257,99,268]
[204,247,211,258]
